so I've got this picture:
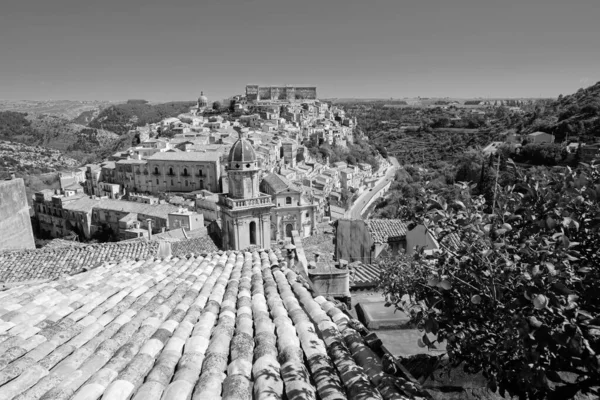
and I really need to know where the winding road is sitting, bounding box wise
[346,157,399,219]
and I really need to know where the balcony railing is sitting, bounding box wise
[218,193,273,210]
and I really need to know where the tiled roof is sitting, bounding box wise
[365,219,408,244]
[0,241,160,283]
[0,249,427,399]
[350,263,384,289]
[262,173,295,194]
[171,236,219,257]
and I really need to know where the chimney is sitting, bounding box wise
[146,219,152,240]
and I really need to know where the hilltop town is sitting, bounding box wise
[28,85,392,251]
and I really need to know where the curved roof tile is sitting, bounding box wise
[0,249,427,400]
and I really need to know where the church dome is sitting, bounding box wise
[228,136,257,165]
[198,91,208,108]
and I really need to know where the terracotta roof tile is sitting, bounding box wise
[365,219,408,244]
[0,241,160,283]
[170,236,219,257]
[0,248,427,399]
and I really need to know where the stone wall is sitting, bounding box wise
[245,85,259,101]
[0,178,35,250]
[258,86,271,101]
[334,219,374,264]
[295,87,317,100]
[247,85,317,101]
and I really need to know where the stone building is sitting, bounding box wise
[219,133,273,250]
[260,173,317,240]
[245,85,317,102]
[132,152,221,193]
[33,190,196,241]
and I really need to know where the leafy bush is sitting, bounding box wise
[380,163,600,399]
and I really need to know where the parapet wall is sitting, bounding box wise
[0,178,35,250]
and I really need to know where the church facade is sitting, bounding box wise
[219,133,274,250]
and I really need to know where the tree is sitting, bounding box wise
[212,101,222,111]
[379,163,600,400]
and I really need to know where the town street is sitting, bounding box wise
[347,157,399,219]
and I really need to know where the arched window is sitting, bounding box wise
[249,221,257,245]
[169,167,173,176]
[183,168,188,176]
[154,167,159,175]
[199,169,203,177]
[285,197,292,205]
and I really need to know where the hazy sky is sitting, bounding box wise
[1,0,599,101]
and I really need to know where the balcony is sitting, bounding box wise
[218,193,273,210]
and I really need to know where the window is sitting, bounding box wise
[306,212,310,218]
[171,179,174,186]
[199,169,203,177]
[249,221,257,245]
[185,180,188,187]
[154,167,159,174]
[156,179,159,184]
[169,167,173,176]
[183,168,188,176]
[285,197,292,205]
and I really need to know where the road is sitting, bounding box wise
[347,157,398,219]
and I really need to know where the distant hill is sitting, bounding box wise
[0,112,118,152]
[87,101,195,135]
[0,100,113,120]
[501,82,600,143]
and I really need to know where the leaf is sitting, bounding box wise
[454,200,466,209]
[568,294,579,303]
[417,338,426,348]
[427,277,440,287]
[546,370,564,383]
[471,294,482,304]
[546,217,556,229]
[545,262,556,275]
[422,333,433,347]
[528,316,543,328]
[533,294,548,310]
[438,280,452,290]
[531,265,540,276]
[501,223,513,231]
[551,282,573,295]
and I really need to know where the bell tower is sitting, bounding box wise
[219,129,273,250]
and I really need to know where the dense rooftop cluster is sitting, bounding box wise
[0,249,429,399]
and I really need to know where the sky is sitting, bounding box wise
[1,0,599,101]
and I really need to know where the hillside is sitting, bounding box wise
[0,100,113,120]
[0,112,119,161]
[500,81,600,142]
[88,101,195,135]
[0,140,78,176]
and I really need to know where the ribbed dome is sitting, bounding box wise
[228,137,257,164]
[198,91,208,107]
